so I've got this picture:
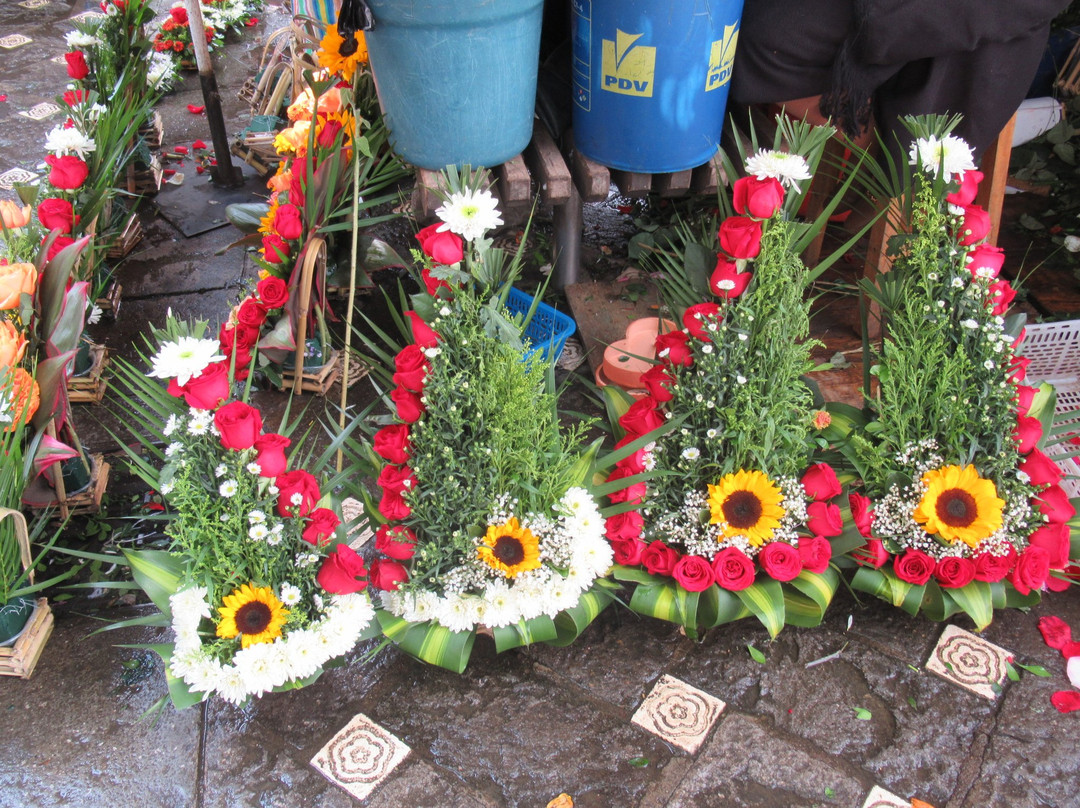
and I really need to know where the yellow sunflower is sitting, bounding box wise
[216,583,290,648]
[477,517,541,578]
[913,464,1004,548]
[707,469,786,545]
[317,24,368,83]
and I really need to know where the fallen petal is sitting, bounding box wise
[1050,690,1080,713]
[1038,615,1072,650]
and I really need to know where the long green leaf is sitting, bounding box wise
[122,549,184,617]
[734,579,786,638]
[491,614,558,652]
[946,579,994,630]
[549,586,614,646]
[376,610,475,673]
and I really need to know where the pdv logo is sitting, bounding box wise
[706,23,739,92]
[601,29,655,97]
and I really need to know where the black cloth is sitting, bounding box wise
[730,0,1070,159]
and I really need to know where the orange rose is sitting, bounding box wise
[0,200,32,230]
[267,169,292,195]
[0,321,27,368]
[287,88,317,122]
[273,121,311,157]
[4,367,39,430]
[0,262,38,309]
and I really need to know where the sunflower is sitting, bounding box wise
[317,24,368,83]
[913,464,1004,548]
[707,469,786,545]
[216,583,290,648]
[477,517,541,578]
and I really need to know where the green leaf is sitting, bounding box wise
[747,643,766,664]
[627,580,702,635]
[947,580,994,631]
[1006,660,1021,682]
[853,707,872,720]
[628,756,650,768]
[906,696,917,710]
[376,610,475,673]
[550,586,614,647]
[734,579,786,638]
[122,549,185,617]
[1014,662,1052,677]
[491,614,558,653]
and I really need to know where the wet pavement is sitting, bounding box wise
[3,2,1080,807]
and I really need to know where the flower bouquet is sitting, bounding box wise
[829,117,1080,629]
[97,318,377,707]
[602,119,872,638]
[152,3,218,61]
[345,169,626,672]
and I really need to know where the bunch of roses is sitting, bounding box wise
[153,4,216,55]
[211,275,290,381]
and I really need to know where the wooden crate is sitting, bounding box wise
[138,110,165,151]
[0,598,53,679]
[105,213,143,260]
[94,281,122,320]
[69,344,109,405]
[231,135,279,177]
[128,153,164,196]
[278,348,342,396]
[52,455,110,519]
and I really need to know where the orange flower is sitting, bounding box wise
[0,321,27,368]
[273,121,311,157]
[0,262,38,309]
[4,367,39,430]
[0,199,32,230]
[267,169,292,195]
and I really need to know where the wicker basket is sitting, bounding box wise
[0,508,54,679]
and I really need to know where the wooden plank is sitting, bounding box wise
[565,130,610,203]
[523,124,573,205]
[610,170,652,198]
[564,279,662,378]
[690,160,721,195]
[974,110,1018,247]
[0,599,53,679]
[496,153,532,207]
[410,168,443,220]
[652,169,693,197]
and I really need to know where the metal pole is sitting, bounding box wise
[551,184,583,289]
[184,0,243,187]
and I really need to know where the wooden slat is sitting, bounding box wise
[652,169,693,197]
[523,124,573,205]
[411,168,443,219]
[496,153,532,207]
[565,130,610,203]
[610,170,652,198]
[690,160,721,195]
[0,599,53,679]
[974,110,1018,247]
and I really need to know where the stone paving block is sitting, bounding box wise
[364,759,503,808]
[822,588,943,668]
[310,713,410,803]
[631,674,726,754]
[17,102,60,120]
[925,624,1012,700]
[0,34,32,48]
[861,784,910,807]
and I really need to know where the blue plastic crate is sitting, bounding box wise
[505,287,576,364]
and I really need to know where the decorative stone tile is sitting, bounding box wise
[310,713,410,802]
[69,10,105,23]
[341,497,372,546]
[0,34,33,49]
[925,624,1012,701]
[18,103,61,121]
[0,168,38,190]
[631,674,726,754]
[19,0,51,8]
[862,785,910,808]
[52,55,68,65]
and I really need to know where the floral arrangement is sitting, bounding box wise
[105,318,377,707]
[604,120,867,638]
[831,118,1079,629]
[347,169,621,672]
[153,3,218,59]
[202,0,261,36]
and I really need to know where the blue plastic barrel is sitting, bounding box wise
[364,0,544,170]
[571,0,745,173]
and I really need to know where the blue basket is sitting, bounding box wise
[505,287,576,364]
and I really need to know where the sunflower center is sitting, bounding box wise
[935,488,978,528]
[492,535,526,566]
[723,491,763,529]
[234,601,272,635]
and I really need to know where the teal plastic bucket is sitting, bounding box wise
[364,0,544,170]
[571,0,744,173]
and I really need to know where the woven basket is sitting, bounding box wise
[0,508,54,678]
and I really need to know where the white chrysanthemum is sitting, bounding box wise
[744,149,812,189]
[435,594,478,633]
[248,523,268,541]
[282,628,322,680]
[248,509,266,524]
[214,463,227,478]
[314,615,355,659]
[164,442,183,458]
[65,31,102,48]
[170,586,210,623]
[681,447,701,461]
[219,480,238,498]
[434,187,503,241]
[399,590,440,623]
[215,665,252,705]
[910,135,976,181]
[232,643,288,698]
[163,414,180,436]
[148,337,225,386]
[187,419,209,436]
[147,52,178,90]
[159,481,174,495]
[43,125,97,159]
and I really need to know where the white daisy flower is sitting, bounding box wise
[681,447,701,461]
[279,583,302,606]
[215,464,227,478]
[219,479,238,498]
[248,523,268,541]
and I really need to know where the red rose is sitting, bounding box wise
[1009,545,1050,595]
[373,424,411,465]
[62,89,86,107]
[1051,691,1080,713]
[45,234,75,262]
[369,558,409,591]
[1009,355,1030,383]
[253,433,290,477]
[1038,615,1073,650]
[712,546,756,590]
[1020,448,1062,487]
[44,155,88,190]
[797,536,832,574]
[806,501,843,537]
[604,509,644,541]
[1013,414,1043,455]
[640,364,675,402]
[848,492,875,537]
[719,216,763,259]
[933,556,977,589]
[275,469,321,517]
[273,203,303,240]
[213,400,263,450]
[613,435,648,474]
[947,169,983,206]
[759,541,802,581]
[236,296,268,327]
[618,396,665,439]
[375,524,417,560]
[988,280,1016,316]
[169,6,188,23]
[682,302,723,340]
[966,244,1005,279]
[302,507,340,547]
[611,537,646,566]
[393,344,430,392]
[973,546,1016,583]
[1028,522,1070,569]
[732,176,785,219]
[261,233,291,264]
[1034,484,1076,524]
[219,321,260,351]
[893,549,935,585]
[377,465,415,521]
[655,330,692,367]
[1015,385,1037,416]
[256,276,289,308]
[316,118,343,149]
[710,257,752,299]
[672,555,715,591]
[405,311,440,348]
[416,223,464,265]
[801,463,841,501]
[391,385,425,423]
[317,544,368,594]
[38,197,76,234]
[177,361,229,410]
[957,205,991,246]
[421,267,452,297]
[65,51,89,80]
[851,538,889,568]
[605,466,647,505]
[642,540,680,576]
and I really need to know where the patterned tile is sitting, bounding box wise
[19,0,51,8]
[926,624,1012,701]
[0,34,33,49]
[631,674,726,754]
[69,10,105,23]
[18,103,62,121]
[311,713,410,802]
[0,168,38,190]
[862,785,910,808]
[51,55,68,65]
